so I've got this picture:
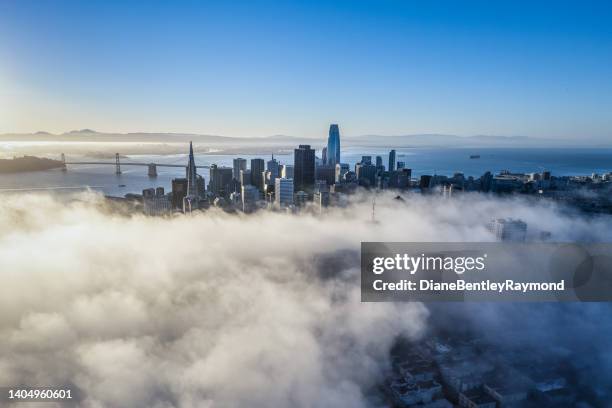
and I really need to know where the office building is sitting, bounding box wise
[361,155,372,165]
[316,164,336,186]
[240,169,251,186]
[335,163,349,183]
[233,158,247,180]
[389,168,411,189]
[314,191,331,212]
[144,187,172,216]
[251,158,265,191]
[375,156,384,173]
[241,184,260,213]
[294,190,309,208]
[275,178,294,208]
[267,155,280,179]
[389,149,396,172]
[355,162,377,187]
[294,144,315,193]
[209,164,233,198]
[281,164,294,179]
[327,124,341,166]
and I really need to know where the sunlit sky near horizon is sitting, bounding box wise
[1,0,611,139]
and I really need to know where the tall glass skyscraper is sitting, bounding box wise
[388,149,396,172]
[326,124,341,166]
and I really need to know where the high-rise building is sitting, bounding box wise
[209,164,233,198]
[275,178,294,208]
[294,144,315,193]
[250,158,265,192]
[185,142,198,197]
[314,191,331,212]
[241,184,260,213]
[144,187,172,216]
[361,156,372,165]
[240,169,251,186]
[375,156,384,173]
[419,175,432,191]
[183,141,200,213]
[316,164,336,186]
[389,149,396,172]
[171,178,188,209]
[321,147,328,165]
[233,158,247,180]
[294,190,309,208]
[389,168,411,189]
[355,162,377,187]
[335,163,349,183]
[327,124,341,166]
[281,164,294,179]
[397,161,405,169]
[267,155,280,178]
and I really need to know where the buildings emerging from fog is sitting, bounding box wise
[143,187,172,216]
[128,123,611,217]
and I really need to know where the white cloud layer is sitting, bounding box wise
[0,191,611,407]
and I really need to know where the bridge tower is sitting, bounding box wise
[148,163,157,177]
[61,153,67,171]
[115,153,122,175]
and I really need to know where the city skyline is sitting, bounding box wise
[1,1,611,139]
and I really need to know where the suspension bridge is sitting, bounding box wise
[61,153,210,177]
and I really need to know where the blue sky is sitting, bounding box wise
[1,0,611,139]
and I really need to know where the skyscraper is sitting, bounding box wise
[294,145,315,193]
[186,141,198,198]
[233,158,247,180]
[183,141,199,212]
[250,158,265,192]
[275,178,294,208]
[389,149,396,172]
[327,124,341,166]
[209,164,233,198]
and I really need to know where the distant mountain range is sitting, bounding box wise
[0,129,607,148]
